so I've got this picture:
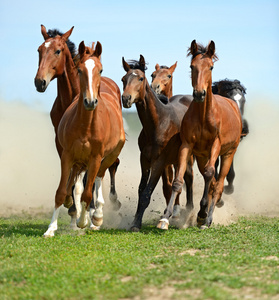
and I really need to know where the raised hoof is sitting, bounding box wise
[64,195,73,209]
[216,199,225,208]
[130,226,140,232]
[157,219,169,230]
[224,185,234,195]
[92,215,103,227]
[172,204,181,219]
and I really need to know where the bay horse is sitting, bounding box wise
[151,62,177,101]
[157,40,242,230]
[212,79,249,194]
[122,55,194,232]
[43,41,125,237]
[34,25,121,227]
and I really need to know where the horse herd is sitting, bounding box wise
[34,26,249,237]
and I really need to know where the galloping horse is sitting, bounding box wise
[34,26,121,227]
[151,62,177,100]
[157,40,242,230]
[212,79,249,194]
[122,55,194,231]
[43,41,125,237]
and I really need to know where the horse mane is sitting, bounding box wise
[187,42,218,62]
[47,29,76,59]
[212,79,247,95]
[126,59,148,73]
[160,65,169,69]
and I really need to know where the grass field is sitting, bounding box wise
[0,214,278,300]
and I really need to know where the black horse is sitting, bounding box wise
[212,79,249,194]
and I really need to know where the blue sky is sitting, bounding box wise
[0,0,278,112]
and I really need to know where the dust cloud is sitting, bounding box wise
[0,98,278,229]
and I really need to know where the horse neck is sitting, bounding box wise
[198,84,215,123]
[57,50,79,112]
[136,83,163,137]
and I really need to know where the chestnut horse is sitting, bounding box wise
[151,62,177,100]
[212,79,249,194]
[157,40,242,230]
[122,55,194,231]
[43,41,125,237]
[34,26,121,227]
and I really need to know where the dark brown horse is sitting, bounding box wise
[212,79,249,194]
[43,41,125,237]
[122,55,194,231]
[34,26,121,228]
[157,40,242,230]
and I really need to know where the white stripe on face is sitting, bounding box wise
[45,41,51,48]
[85,59,95,100]
[234,93,242,109]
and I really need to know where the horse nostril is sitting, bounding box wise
[202,90,206,96]
[42,80,46,88]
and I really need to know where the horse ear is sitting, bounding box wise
[122,57,130,72]
[62,26,74,42]
[155,63,160,71]
[190,40,198,55]
[94,41,102,58]
[207,41,215,58]
[41,25,50,40]
[139,55,146,72]
[78,41,86,58]
[169,61,177,73]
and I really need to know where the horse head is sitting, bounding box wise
[77,41,103,111]
[34,25,74,92]
[188,40,218,103]
[151,62,177,97]
[121,55,147,108]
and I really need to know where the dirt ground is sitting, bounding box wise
[0,99,278,228]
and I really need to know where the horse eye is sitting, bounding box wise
[100,69,103,74]
[139,77,144,82]
[167,75,172,79]
[77,68,81,74]
[210,66,214,71]
[151,74,155,78]
[55,50,61,55]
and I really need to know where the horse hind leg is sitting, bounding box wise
[108,158,121,211]
[224,160,235,194]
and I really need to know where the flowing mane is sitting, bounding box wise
[212,79,246,95]
[47,29,76,59]
[126,59,148,72]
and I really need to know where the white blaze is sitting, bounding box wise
[85,59,95,100]
[45,41,51,48]
[234,93,242,109]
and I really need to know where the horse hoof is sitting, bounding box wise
[199,225,209,230]
[90,224,100,231]
[64,195,73,208]
[216,199,224,208]
[43,231,55,238]
[157,219,169,230]
[172,205,181,219]
[92,215,103,227]
[224,185,234,195]
[197,216,207,227]
[130,226,140,232]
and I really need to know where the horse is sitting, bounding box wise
[34,25,121,228]
[157,40,242,230]
[212,79,249,194]
[121,55,194,231]
[43,41,125,237]
[151,62,177,100]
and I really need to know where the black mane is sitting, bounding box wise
[187,43,218,62]
[212,79,246,95]
[160,65,169,69]
[47,29,76,59]
[126,59,148,73]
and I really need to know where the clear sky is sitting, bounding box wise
[0,0,278,112]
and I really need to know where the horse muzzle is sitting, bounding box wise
[122,95,133,108]
[84,98,98,111]
[193,89,206,102]
[34,78,48,93]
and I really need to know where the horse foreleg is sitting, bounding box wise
[157,144,191,230]
[44,152,72,237]
[184,156,194,211]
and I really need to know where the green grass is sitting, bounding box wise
[0,215,278,300]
